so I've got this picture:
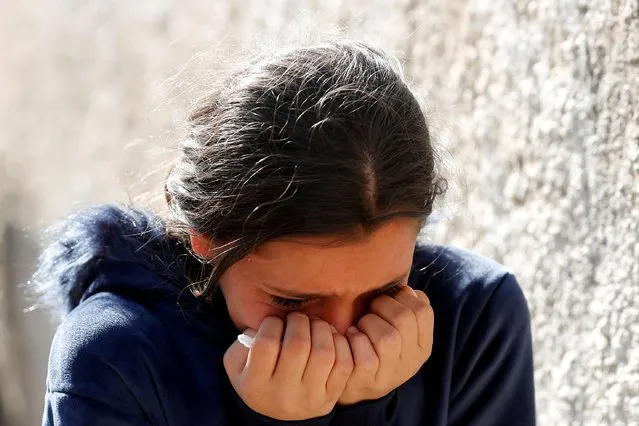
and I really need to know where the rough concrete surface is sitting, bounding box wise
[0,1,637,425]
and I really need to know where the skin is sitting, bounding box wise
[191,217,434,420]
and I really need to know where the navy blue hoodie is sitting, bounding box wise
[34,204,535,425]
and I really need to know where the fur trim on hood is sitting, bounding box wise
[30,204,190,322]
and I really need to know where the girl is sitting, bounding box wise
[35,39,535,425]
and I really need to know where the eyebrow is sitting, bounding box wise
[262,271,411,300]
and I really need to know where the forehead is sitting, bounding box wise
[243,218,420,293]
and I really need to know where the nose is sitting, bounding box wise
[321,299,368,335]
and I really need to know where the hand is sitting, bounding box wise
[338,285,434,406]
[223,312,354,421]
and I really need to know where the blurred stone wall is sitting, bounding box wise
[1,1,637,425]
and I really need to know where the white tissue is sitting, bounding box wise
[237,333,254,349]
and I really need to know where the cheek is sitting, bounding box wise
[230,303,279,332]
[219,278,286,332]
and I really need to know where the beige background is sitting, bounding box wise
[1,1,637,425]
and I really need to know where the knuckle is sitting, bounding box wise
[415,301,430,314]
[336,355,354,375]
[359,354,379,372]
[416,303,434,322]
[378,328,401,350]
[287,336,311,353]
[348,330,371,347]
[311,343,335,360]
[255,333,281,351]
[358,313,377,328]
[391,308,414,328]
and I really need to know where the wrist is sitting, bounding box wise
[231,385,337,424]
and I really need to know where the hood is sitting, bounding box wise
[30,203,194,322]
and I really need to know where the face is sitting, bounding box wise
[195,218,421,335]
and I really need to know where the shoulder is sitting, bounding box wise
[44,293,189,423]
[411,243,513,291]
[411,245,536,424]
[47,292,170,394]
[45,291,236,425]
[410,242,529,326]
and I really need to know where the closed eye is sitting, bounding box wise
[270,282,406,310]
[270,296,308,309]
[372,282,404,298]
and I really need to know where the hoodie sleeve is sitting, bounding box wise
[448,273,536,426]
[42,295,160,426]
[232,391,399,426]
[330,389,398,424]
[44,391,150,426]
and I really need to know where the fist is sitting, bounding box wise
[223,312,354,420]
[338,285,434,406]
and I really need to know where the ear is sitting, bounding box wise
[190,231,214,260]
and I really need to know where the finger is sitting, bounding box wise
[369,290,418,343]
[391,284,423,310]
[245,317,284,380]
[273,312,312,383]
[415,289,431,305]
[223,328,256,379]
[303,319,335,390]
[394,288,434,351]
[415,291,434,352]
[356,313,402,367]
[326,330,353,397]
[345,324,380,377]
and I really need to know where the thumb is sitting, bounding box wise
[223,328,257,379]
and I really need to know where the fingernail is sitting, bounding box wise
[347,326,359,335]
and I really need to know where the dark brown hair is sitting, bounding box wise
[164,38,448,302]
